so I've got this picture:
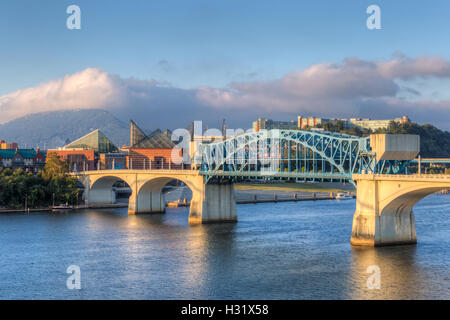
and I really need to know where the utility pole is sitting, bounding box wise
[418,155,421,176]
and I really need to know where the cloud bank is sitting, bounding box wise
[1,54,450,130]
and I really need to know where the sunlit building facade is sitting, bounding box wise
[0,148,46,172]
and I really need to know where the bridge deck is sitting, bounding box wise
[71,169,201,176]
[353,173,450,182]
[201,171,351,180]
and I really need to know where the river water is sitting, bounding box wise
[0,194,449,299]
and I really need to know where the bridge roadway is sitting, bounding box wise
[74,169,450,247]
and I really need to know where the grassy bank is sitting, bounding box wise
[235,182,355,193]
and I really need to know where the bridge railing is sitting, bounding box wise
[71,161,191,173]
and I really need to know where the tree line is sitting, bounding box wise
[0,153,81,209]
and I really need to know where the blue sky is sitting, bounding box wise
[1,0,450,129]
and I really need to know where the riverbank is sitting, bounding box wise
[164,183,354,207]
[0,203,128,214]
[235,181,355,193]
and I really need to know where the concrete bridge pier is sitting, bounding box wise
[128,176,172,214]
[128,191,164,214]
[350,174,450,246]
[189,182,237,224]
[351,176,417,247]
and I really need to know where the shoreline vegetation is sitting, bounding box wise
[0,153,81,211]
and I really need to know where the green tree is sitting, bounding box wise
[0,154,82,209]
[42,153,70,180]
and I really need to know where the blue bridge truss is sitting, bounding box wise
[199,129,378,183]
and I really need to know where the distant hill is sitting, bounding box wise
[0,109,130,149]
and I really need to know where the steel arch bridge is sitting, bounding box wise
[199,129,377,183]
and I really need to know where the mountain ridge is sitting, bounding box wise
[0,109,130,149]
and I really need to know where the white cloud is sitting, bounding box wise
[195,55,450,114]
[0,68,123,124]
[1,54,450,129]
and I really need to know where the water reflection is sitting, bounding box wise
[0,194,449,299]
[348,245,427,299]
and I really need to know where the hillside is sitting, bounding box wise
[0,109,130,149]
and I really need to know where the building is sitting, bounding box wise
[0,140,18,149]
[348,116,410,131]
[47,129,125,171]
[47,148,96,171]
[253,116,410,132]
[63,129,118,153]
[128,121,183,169]
[252,118,298,131]
[0,148,46,172]
[99,152,127,170]
[297,116,334,129]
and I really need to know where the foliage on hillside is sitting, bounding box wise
[0,154,81,209]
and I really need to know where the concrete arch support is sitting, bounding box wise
[75,170,238,224]
[82,174,135,206]
[351,174,450,246]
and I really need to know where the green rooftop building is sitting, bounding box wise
[64,129,118,153]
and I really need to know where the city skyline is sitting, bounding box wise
[1,1,450,303]
[1,0,450,130]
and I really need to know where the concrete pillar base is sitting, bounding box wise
[351,210,417,247]
[188,183,237,224]
[128,191,165,215]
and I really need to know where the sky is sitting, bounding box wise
[1,0,450,130]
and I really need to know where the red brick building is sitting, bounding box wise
[47,149,96,171]
[127,121,183,169]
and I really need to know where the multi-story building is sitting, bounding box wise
[47,148,96,171]
[0,148,46,172]
[0,140,19,149]
[348,116,410,130]
[253,116,410,132]
[47,129,125,172]
[252,118,298,131]
[127,120,183,169]
[99,152,127,170]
